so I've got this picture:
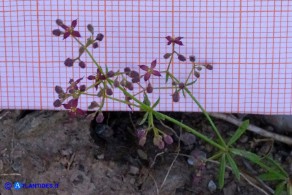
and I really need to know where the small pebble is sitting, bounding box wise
[137,149,148,160]
[97,154,104,160]
[239,135,248,143]
[180,132,196,146]
[128,165,140,175]
[208,180,217,192]
[0,160,3,171]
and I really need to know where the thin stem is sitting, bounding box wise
[155,111,225,151]
[184,88,227,147]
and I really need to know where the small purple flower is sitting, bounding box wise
[88,101,99,109]
[62,98,85,117]
[57,19,81,40]
[139,59,161,81]
[165,36,183,46]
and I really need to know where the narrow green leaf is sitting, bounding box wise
[227,120,249,146]
[139,112,149,125]
[143,93,151,106]
[153,112,165,121]
[165,73,169,83]
[265,156,289,177]
[182,89,186,98]
[186,80,197,86]
[218,154,226,189]
[274,181,286,195]
[226,154,240,180]
[105,64,109,73]
[231,149,285,179]
[152,97,160,109]
[259,172,286,181]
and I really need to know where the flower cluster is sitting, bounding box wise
[52,19,213,149]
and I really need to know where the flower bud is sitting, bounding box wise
[106,70,115,78]
[96,33,104,41]
[87,75,96,80]
[79,61,86,69]
[53,99,62,107]
[114,78,120,88]
[79,46,85,55]
[126,81,133,91]
[131,76,140,83]
[55,85,64,94]
[88,101,99,109]
[106,88,113,96]
[64,58,74,67]
[189,55,196,62]
[153,135,165,149]
[87,24,94,34]
[95,112,104,123]
[163,134,173,145]
[124,67,131,75]
[146,83,153,93]
[178,82,185,89]
[92,42,99,49]
[205,64,213,70]
[52,29,62,36]
[129,71,139,78]
[56,19,63,26]
[172,91,180,102]
[163,53,172,59]
[194,71,200,78]
[79,85,86,92]
[178,54,186,62]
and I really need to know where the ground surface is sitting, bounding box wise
[0,110,291,195]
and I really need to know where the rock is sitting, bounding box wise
[128,165,140,175]
[208,180,217,193]
[180,132,197,145]
[187,149,206,166]
[137,149,148,160]
[223,181,237,195]
[261,115,292,133]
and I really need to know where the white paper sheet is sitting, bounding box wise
[0,0,291,114]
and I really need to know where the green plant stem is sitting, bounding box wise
[184,87,227,147]
[154,111,225,151]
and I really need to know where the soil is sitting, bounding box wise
[0,110,291,195]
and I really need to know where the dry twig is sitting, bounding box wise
[209,113,292,145]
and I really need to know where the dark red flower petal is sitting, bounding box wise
[68,98,78,108]
[174,40,183,45]
[75,77,83,84]
[76,108,85,116]
[139,65,149,71]
[55,85,64,94]
[174,37,183,45]
[144,72,151,81]
[71,19,77,28]
[165,36,172,41]
[152,70,161,77]
[205,64,213,70]
[150,59,157,69]
[71,31,81,38]
[62,103,71,109]
[79,85,86,92]
[63,32,70,40]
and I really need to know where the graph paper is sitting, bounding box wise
[0,1,291,114]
